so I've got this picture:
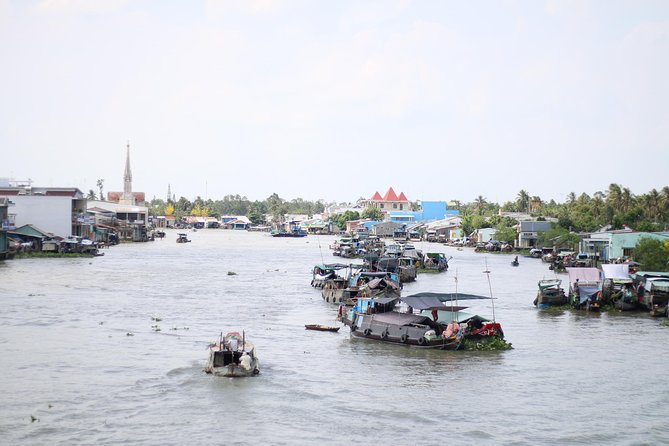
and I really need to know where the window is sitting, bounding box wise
[393,204,397,209]
[380,204,384,209]
[623,248,633,257]
[400,204,403,210]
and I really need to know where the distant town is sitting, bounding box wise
[1,146,668,270]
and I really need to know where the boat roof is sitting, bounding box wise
[601,264,630,280]
[402,295,470,311]
[566,267,601,287]
[315,263,349,270]
[404,292,492,302]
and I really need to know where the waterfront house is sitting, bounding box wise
[517,221,553,248]
[0,185,92,239]
[371,221,406,238]
[360,187,412,213]
[580,230,669,261]
[476,227,497,243]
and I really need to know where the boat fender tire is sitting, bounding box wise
[418,336,426,345]
[381,331,388,339]
[363,328,371,336]
[325,297,329,303]
[400,334,408,343]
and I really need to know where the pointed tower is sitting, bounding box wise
[119,142,136,205]
[167,183,172,203]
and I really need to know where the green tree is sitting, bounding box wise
[495,225,517,244]
[361,207,384,221]
[516,190,530,213]
[330,211,360,230]
[633,237,669,271]
[474,195,487,216]
[96,179,105,201]
[87,189,97,200]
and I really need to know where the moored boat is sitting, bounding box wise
[567,267,602,311]
[305,324,340,332]
[342,292,504,349]
[204,331,260,377]
[534,278,568,308]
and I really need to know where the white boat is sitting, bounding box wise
[204,331,260,377]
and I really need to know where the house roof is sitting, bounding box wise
[13,224,52,238]
[398,192,408,201]
[370,191,383,200]
[383,187,399,201]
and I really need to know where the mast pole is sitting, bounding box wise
[484,258,496,322]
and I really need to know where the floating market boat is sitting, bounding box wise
[311,263,349,288]
[634,272,669,316]
[176,233,191,243]
[305,324,340,332]
[534,279,568,308]
[204,331,260,377]
[321,269,401,305]
[341,292,503,349]
[567,267,602,311]
[421,252,450,272]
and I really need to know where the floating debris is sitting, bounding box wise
[98,321,104,325]
[30,415,39,423]
[227,271,237,276]
[48,404,52,409]
[151,316,162,322]
[126,332,134,336]
[170,327,190,331]
[151,325,161,332]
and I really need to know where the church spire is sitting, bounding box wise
[124,141,132,195]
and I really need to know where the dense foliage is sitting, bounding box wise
[147,193,325,224]
[456,184,669,234]
[633,238,669,271]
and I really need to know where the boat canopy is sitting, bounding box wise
[402,295,469,311]
[372,312,430,326]
[566,267,601,288]
[405,292,492,301]
[315,263,350,270]
[601,264,630,280]
[426,310,490,325]
[577,285,600,305]
[366,277,401,290]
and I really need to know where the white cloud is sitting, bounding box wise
[33,0,128,14]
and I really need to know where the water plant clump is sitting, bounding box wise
[463,336,513,351]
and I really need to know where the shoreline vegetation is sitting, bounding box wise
[139,184,669,236]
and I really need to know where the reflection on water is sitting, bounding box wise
[1,230,668,445]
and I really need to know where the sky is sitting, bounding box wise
[1,0,668,205]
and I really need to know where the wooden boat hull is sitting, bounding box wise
[305,325,340,332]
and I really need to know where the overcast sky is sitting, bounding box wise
[1,0,667,205]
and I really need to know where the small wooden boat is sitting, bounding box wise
[305,324,340,332]
[204,331,260,377]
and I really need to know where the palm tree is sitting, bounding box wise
[474,195,487,216]
[87,189,97,200]
[96,179,104,201]
[606,183,622,209]
[516,190,530,213]
[621,187,633,213]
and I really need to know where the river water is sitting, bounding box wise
[1,229,668,445]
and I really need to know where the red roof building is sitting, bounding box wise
[362,187,411,213]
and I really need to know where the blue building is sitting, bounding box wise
[389,201,459,223]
